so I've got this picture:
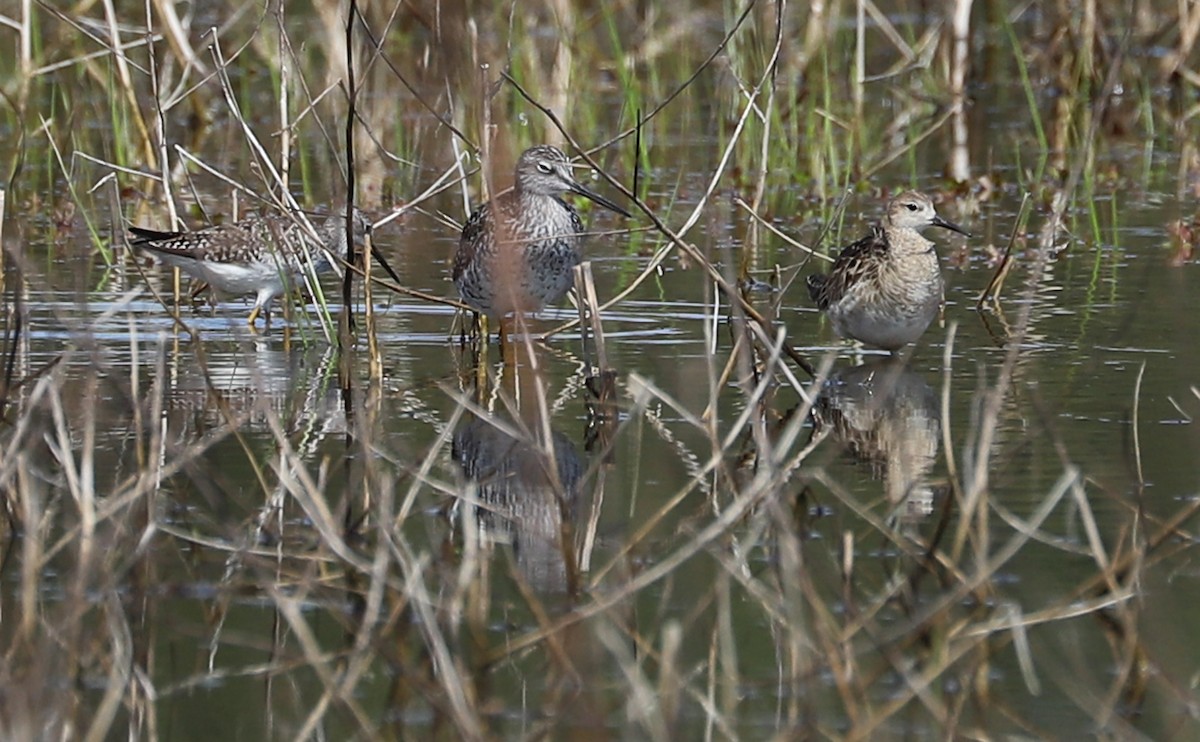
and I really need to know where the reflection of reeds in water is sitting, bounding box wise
[151,340,345,531]
[451,412,582,593]
[812,357,939,518]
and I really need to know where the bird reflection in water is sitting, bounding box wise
[811,356,941,519]
[164,339,343,440]
[451,411,585,594]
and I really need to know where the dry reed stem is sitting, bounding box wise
[976,192,1032,308]
[277,5,291,194]
[734,196,830,261]
[743,0,785,270]
[573,262,608,373]
[149,0,205,75]
[0,185,11,418]
[142,11,184,305]
[339,0,362,390]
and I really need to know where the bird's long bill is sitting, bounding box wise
[932,214,970,238]
[567,180,633,218]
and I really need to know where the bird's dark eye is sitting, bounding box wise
[536,162,554,174]
[906,202,919,211]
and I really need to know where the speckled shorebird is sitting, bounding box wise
[453,145,631,319]
[806,191,968,351]
[129,208,371,325]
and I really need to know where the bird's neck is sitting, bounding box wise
[886,226,935,256]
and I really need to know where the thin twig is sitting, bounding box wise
[976,192,1031,308]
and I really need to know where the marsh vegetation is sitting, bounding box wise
[3,0,1200,738]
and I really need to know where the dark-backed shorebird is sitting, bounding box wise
[129,208,371,325]
[452,145,631,320]
[806,191,968,351]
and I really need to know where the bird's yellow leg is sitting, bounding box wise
[247,306,261,325]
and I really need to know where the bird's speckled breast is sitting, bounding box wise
[457,194,585,316]
[828,249,943,350]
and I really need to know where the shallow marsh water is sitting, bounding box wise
[4,1,1200,739]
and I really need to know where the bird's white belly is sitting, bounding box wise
[196,261,288,296]
[830,297,938,350]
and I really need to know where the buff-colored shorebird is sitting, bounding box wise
[807,191,968,351]
[130,208,371,325]
[453,145,630,321]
